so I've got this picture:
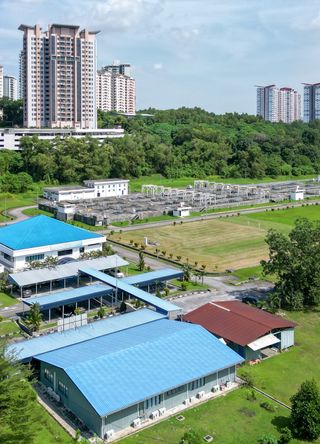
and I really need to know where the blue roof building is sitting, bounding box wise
[32,316,243,439]
[0,215,105,271]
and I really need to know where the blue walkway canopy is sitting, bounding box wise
[23,284,112,311]
[79,267,181,315]
[7,309,166,363]
[123,268,183,287]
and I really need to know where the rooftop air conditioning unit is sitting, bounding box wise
[183,399,190,406]
[158,407,166,416]
[150,410,159,420]
[104,429,114,440]
[189,396,196,403]
[132,418,141,428]
[197,391,205,399]
[212,385,220,393]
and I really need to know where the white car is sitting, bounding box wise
[109,269,125,278]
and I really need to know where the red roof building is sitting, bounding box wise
[183,301,296,361]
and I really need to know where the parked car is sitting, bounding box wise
[109,269,125,278]
[22,289,32,298]
[241,296,258,306]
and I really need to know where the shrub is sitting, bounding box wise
[278,427,292,444]
[260,401,276,412]
[240,371,255,387]
[258,434,278,444]
[181,282,187,291]
[246,390,257,402]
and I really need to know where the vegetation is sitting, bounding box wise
[138,251,145,271]
[262,218,320,310]
[0,98,23,127]
[290,379,320,441]
[26,303,42,332]
[0,292,17,308]
[117,205,320,272]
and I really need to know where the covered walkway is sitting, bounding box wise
[79,267,182,318]
[23,284,112,320]
[123,268,183,290]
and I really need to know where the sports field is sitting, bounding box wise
[118,205,320,272]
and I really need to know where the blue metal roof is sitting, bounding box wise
[0,215,103,250]
[79,267,181,314]
[23,284,112,311]
[7,309,166,362]
[124,268,183,286]
[36,319,244,416]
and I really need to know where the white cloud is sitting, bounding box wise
[153,62,163,70]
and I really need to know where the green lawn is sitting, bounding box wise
[170,278,210,291]
[120,388,303,444]
[0,320,20,336]
[129,174,315,193]
[23,208,54,218]
[0,291,18,307]
[118,205,320,272]
[238,310,320,405]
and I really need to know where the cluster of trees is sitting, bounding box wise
[3,108,320,186]
[262,217,320,310]
[0,98,23,127]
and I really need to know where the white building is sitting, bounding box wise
[290,186,304,201]
[83,179,129,198]
[0,215,105,272]
[97,62,136,114]
[173,205,191,217]
[0,127,124,151]
[256,84,301,123]
[19,23,99,129]
[0,65,3,98]
[44,179,129,202]
[3,76,18,101]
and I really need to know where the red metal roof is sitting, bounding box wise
[183,301,296,347]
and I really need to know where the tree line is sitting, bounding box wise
[2,107,320,186]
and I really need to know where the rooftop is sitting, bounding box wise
[7,308,165,362]
[44,186,91,192]
[9,254,128,288]
[183,301,296,346]
[83,178,129,184]
[123,268,183,286]
[36,319,243,416]
[0,215,103,250]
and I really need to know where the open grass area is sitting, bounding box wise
[117,205,320,272]
[238,310,320,405]
[23,207,54,218]
[0,319,20,336]
[120,388,304,444]
[0,291,18,307]
[129,174,315,193]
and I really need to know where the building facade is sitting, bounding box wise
[3,76,18,101]
[0,127,124,150]
[303,83,320,122]
[19,24,99,129]
[256,85,300,123]
[0,65,3,98]
[97,62,136,114]
[0,215,105,271]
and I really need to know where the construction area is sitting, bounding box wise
[39,178,320,226]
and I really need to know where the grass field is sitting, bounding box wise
[0,319,20,336]
[120,388,304,444]
[238,310,320,405]
[0,292,18,308]
[117,205,320,272]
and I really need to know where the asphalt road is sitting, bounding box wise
[0,205,37,226]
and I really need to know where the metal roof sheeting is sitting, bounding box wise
[184,301,296,346]
[247,333,280,351]
[123,268,183,286]
[36,319,244,416]
[79,267,181,314]
[23,284,112,310]
[9,255,128,287]
[7,309,165,362]
[0,215,103,250]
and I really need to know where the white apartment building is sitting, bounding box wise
[19,24,99,129]
[0,66,3,98]
[44,178,129,202]
[0,127,124,150]
[96,62,136,114]
[303,83,320,122]
[3,76,18,101]
[256,85,301,123]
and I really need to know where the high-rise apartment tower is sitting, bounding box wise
[0,66,3,98]
[19,24,99,129]
[256,85,300,123]
[303,83,320,122]
[3,76,18,101]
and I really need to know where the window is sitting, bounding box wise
[44,368,53,384]
[166,385,184,396]
[58,381,68,397]
[2,252,13,262]
[80,247,85,253]
[188,377,205,391]
[26,254,44,263]
[145,394,162,410]
[58,249,72,257]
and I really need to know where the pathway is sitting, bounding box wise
[0,205,36,226]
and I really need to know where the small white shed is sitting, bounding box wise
[290,186,304,201]
[173,206,192,217]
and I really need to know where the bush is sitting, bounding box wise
[260,401,276,412]
[246,390,257,402]
[240,371,255,387]
[258,434,277,444]
[181,282,187,291]
[278,427,292,444]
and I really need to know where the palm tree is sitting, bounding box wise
[27,303,42,332]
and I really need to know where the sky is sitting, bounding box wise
[0,0,320,114]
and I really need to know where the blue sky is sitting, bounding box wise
[0,0,320,113]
